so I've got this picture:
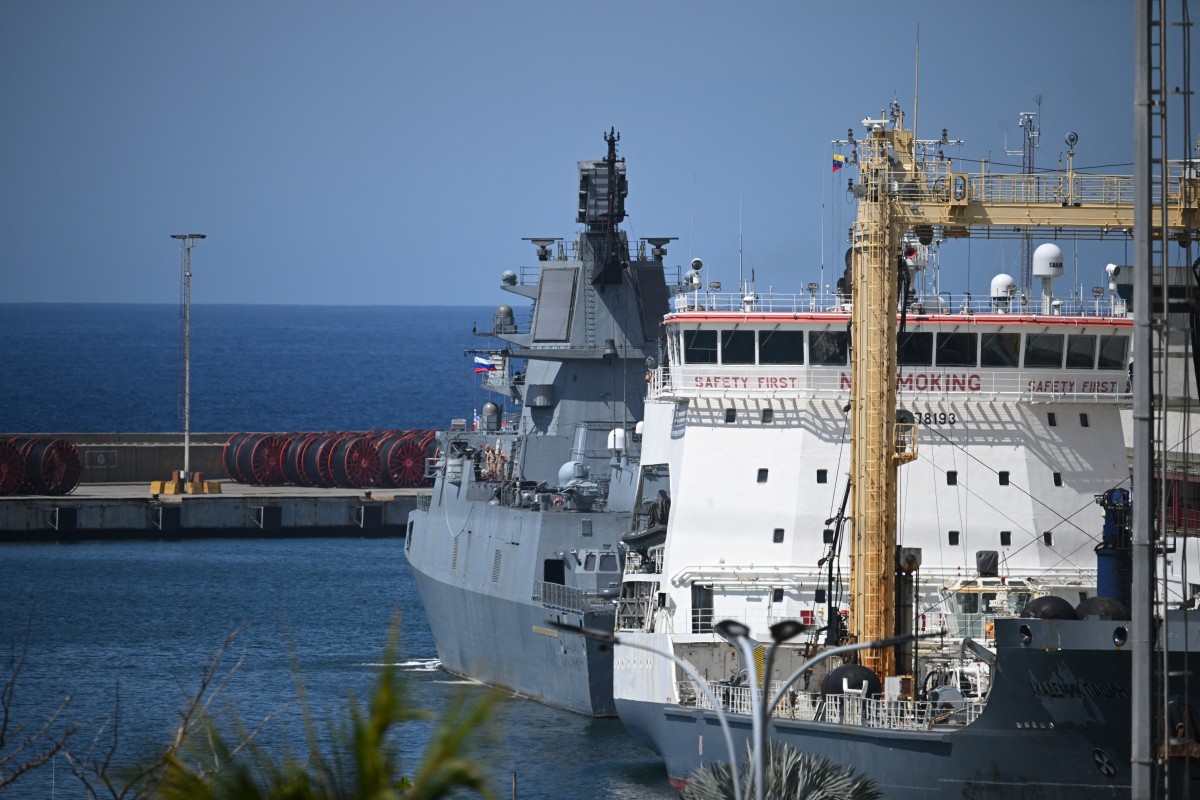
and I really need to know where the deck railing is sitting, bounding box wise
[669,289,1130,319]
[532,580,613,614]
[678,681,985,731]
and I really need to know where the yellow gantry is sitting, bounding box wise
[845,108,1198,678]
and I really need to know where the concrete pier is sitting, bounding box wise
[0,433,433,541]
[0,481,427,541]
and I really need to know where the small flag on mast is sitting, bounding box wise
[832,154,846,173]
[474,356,497,374]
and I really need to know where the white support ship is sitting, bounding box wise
[601,99,1200,798]
[621,270,1133,651]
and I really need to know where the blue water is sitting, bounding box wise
[0,304,673,799]
[0,304,500,433]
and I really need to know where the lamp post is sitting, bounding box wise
[547,621,745,800]
[554,618,941,800]
[170,234,205,482]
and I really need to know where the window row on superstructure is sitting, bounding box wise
[673,326,1130,371]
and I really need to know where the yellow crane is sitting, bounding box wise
[845,106,1200,678]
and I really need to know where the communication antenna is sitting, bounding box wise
[1005,98,1042,297]
[738,194,744,292]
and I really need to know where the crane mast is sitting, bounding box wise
[843,105,1200,678]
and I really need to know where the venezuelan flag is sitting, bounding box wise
[832,154,846,173]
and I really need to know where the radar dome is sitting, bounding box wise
[990,273,1017,298]
[1032,243,1064,278]
[493,305,516,334]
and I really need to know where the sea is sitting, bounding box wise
[0,303,675,799]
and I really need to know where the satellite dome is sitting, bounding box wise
[1032,243,1064,278]
[990,273,1017,298]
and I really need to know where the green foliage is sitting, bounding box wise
[682,741,883,800]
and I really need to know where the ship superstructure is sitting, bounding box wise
[404,131,672,715]
[605,99,1200,798]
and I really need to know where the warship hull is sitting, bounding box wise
[406,500,621,715]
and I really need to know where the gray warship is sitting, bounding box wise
[404,130,671,715]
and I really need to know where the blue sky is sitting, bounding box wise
[0,2,1166,306]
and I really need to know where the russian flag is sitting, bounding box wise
[474,356,497,374]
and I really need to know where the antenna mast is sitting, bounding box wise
[1008,100,1042,298]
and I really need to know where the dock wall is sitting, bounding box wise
[0,433,429,541]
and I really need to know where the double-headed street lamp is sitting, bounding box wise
[171,234,206,482]
[552,619,938,800]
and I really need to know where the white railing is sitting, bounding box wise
[669,290,1130,319]
[649,366,1130,403]
[677,681,986,731]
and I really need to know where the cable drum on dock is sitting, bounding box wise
[0,439,25,495]
[222,429,436,489]
[6,437,82,495]
[230,433,287,486]
[221,432,253,483]
[329,434,381,488]
[282,433,319,486]
[378,430,435,488]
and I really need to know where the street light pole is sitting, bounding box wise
[548,621,745,800]
[171,234,206,482]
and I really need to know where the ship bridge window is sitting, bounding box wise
[898,332,933,366]
[1024,334,1064,369]
[721,330,756,364]
[584,553,597,571]
[759,330,805,364]
[599,553,618,572]
[810,330,849,366]
[683,329,718,364]
[1098,335,1130,370]
[1066,334,1097,369]
[980,332,1021,367]
[937,332,978,367]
